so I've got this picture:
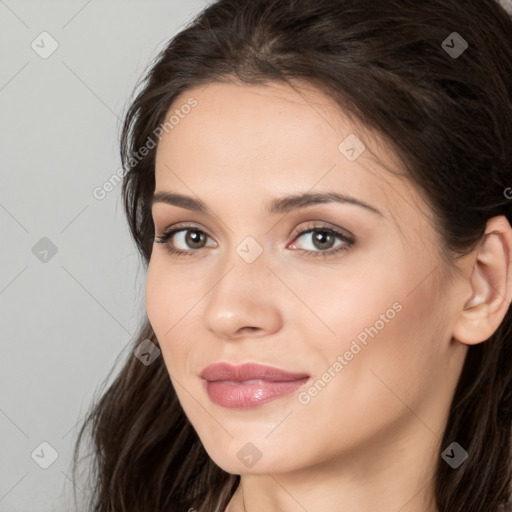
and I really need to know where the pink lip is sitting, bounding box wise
[200,362,310,409]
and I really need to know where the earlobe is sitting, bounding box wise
[452,215,512,346]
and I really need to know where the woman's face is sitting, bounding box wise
[146,80,468,475]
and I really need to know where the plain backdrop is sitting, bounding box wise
[0,1,208,511]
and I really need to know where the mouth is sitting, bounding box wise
[200,362,310,409]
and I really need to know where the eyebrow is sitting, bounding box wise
[151,191,383,217]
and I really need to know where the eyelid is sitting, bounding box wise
[154,222,217,247]
[155,219,352,239]
[155,221,347,242]
[291,219,354,238]
[287,223,354,253]
[154,220,356,260]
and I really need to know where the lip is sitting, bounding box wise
[200,362,309,382]
[200,362,310,409]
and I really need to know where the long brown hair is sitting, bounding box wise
[71,1,512,510]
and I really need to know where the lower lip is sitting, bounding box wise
[203,378,309,409]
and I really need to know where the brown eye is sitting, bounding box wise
[289,225,355,258]
[154,225,216,256]
[184,230,207,249]
[310,230,337,250]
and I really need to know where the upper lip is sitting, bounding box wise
[200,362,309,382]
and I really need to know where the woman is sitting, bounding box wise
[71,0,512,511]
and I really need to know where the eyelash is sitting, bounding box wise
[154,222,355,259]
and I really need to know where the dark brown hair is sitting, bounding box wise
[71,1,512,510]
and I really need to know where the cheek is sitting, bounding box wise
[300,244,444,404]
[326,270,446,425]
[145,260,170,335]
[290,287,443,461]
[145,256,201,330]
[145,259,193,370]
[319,239,441,353]
[286,247,408,351]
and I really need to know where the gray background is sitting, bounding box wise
[2,1,512,511]
[0,1,207,511]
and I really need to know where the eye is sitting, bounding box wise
[153,222,355,258]
[154,224,215,257]
[288,224,355,258]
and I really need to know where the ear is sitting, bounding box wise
[452,215,512,346]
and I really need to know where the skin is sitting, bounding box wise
[145,80,512,512]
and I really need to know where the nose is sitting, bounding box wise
[202,251,283,341]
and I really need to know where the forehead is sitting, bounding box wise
[153,80,429,227]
